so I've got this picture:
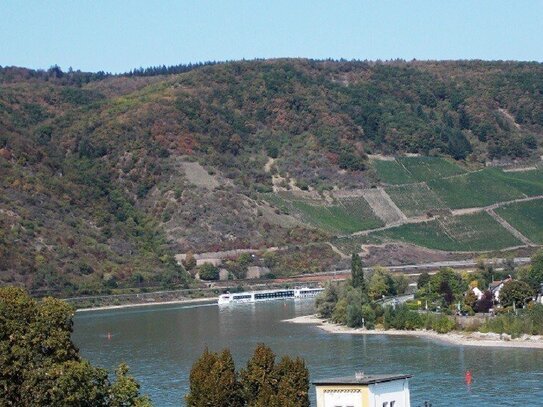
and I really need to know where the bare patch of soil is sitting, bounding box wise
[360,243,468,266]
[362,188,405,224]
[180,161,220,189]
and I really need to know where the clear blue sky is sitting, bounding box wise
[1,0,542,73]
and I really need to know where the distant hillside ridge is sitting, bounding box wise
[1,59,542,295]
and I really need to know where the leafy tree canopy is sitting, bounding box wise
[187,344,309,407]
[518,250,543,291]
[500,280,534,308]
[0,287,151,406]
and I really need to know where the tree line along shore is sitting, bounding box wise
[309,251,543,342]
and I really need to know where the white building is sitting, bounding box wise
[313,373,412,407]
[472,286,484,300]
[490,276,512,302]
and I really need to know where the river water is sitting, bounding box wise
[73,299,543,406]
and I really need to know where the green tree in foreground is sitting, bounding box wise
[274,356,310,407]
[240,344,277,406]
[186,348,242,407]
[0,287,151,406]
[187,344,309,407]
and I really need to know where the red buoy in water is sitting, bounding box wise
[465,370,472,385]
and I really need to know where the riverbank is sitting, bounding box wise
[75,296,216,312]
[284,314,543,349]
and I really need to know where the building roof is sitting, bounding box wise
[489,281,504,289]
[313,374,412,386]
[490,276,513,290]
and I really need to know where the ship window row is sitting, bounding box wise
[233,295,252,299]
[254,291,294,300]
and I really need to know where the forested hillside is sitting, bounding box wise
[1,59,542,295]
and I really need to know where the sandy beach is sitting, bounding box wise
[283,314,543,349]
[75,296,216,313]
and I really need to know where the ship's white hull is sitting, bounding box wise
[218,287,323,305]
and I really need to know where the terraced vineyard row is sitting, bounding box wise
[374,156,466,185]
[496,199,543,244]
[262,193,383,234]
[385,183,447,217]
[373,212,522,251]
[427,168,543,209]
[261,158,542,253]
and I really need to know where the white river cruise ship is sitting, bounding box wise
[218,287,324,305]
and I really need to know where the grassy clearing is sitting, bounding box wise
[496,199,543,244]
[374,212,521,251]
[372,160,415,185]
[397,156,466,181]
[385,183,447,217]
[262,193,383,234]
[427,168,525,209]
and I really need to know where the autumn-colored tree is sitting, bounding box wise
[274,356,310,407]
[463,289,478,310]
[238,344,310,407]
[186,348,243,407]
[183,251,197,271]
[187,344,310,407]
[240,344,278,406]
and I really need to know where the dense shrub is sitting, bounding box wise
[382,305,456,333]
[431,315,456,333]
[481,304,543,337]
[316,283,341,319]
[198,263,220,281]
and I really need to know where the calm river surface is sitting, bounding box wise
[73,299,543,406]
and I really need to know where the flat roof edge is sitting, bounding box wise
[313,374,412,386]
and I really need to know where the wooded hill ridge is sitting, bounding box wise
[1,59,542,295]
